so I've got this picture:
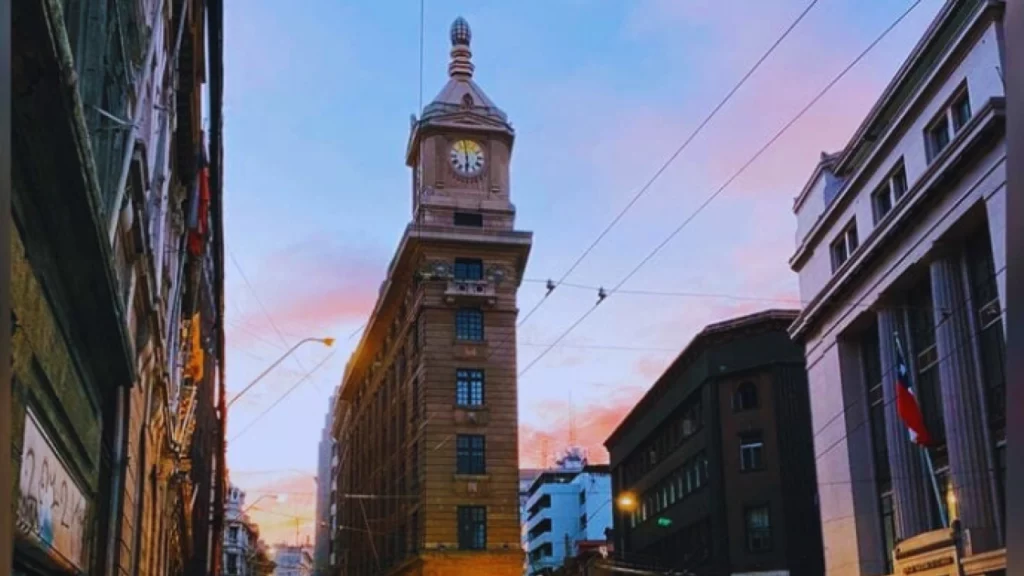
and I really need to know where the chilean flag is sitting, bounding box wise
[894,333,932,446]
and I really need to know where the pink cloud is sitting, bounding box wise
[606,0,900,207]
[234,473,318,546]
[633,355,668,380]
[519,385,647,468]
[228,238,383,345]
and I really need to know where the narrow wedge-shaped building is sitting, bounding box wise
[333,17,533,576]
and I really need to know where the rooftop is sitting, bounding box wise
[604,309,800,449]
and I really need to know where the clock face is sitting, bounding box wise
[449,140,485,177]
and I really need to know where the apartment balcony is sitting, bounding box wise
[444,279,496,306]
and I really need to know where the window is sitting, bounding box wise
[456,434,486,474]
[965,225,1006,526]
[927,114,951,161]
[830,220,859,272]
[579,490,587,505]
[863,322,895,571]
[228,525,239,543]
[226,553,239,575]
[872,162,909,223]
[457,506,487,550]
[740,433,764,471]
[732,381,758,411]
[951,91,972,132]
[455,308,484,341]
[454,211,484,227]
[880,494,896,575]
[453,258,484,280]
[580,513,588,531]
[410,442,420,490]
[411,511,421,553]
[745,506,772,552]
[456,369,485,406]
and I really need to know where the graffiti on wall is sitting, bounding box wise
[16,409,90,570]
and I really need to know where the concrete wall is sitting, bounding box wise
[791,6,1007,575]
[794,21,1005,304]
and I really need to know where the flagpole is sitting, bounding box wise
[894,331,948,528]
[920,446,948,528]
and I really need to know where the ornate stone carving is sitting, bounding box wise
[420,260,452,280]
[486,265,508,286]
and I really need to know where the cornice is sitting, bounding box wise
[788,99,1005,341]
[790,0,1003,266]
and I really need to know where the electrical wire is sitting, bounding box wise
[516,0,926,379]
[230,349,338,442]
[229,250,325,395]
[481,0,822,363]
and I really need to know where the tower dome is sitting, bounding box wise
[450,16,471,47]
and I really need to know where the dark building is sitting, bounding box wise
[604,310,824,576]
[11,0,226,574]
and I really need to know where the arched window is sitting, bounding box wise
[733,381,759,412]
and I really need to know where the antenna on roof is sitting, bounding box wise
[568,389,576,446]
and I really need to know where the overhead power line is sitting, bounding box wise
[230,349,338,442]
[483,0,822,362]
[517,0,926,379]
[229,250,323,394]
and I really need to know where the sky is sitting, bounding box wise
[221,0,945,546]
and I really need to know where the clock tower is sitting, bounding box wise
[333,17,532,576]
[406,17,518,232]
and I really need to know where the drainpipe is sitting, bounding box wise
[107,0,169,244]
[130,352,157,576]
[104,386,129,576]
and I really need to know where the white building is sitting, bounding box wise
[314,390,337,575]
[224,484,266,576]
[271,544,314,576]
[523,449,613,575]
[788,1,1007,575]
[519,468,544,575]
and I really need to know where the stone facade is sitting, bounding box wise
[11,0,225,574]
[331,18,532,576]
[605,311,823,576]
[788,1,1008,574]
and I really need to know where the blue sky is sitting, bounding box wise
[221,0,944,543]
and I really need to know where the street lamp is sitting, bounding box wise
[228,337,335,408]
[244,493,287,514]
[616,493,637,511]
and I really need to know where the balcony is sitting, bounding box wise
[445,279,496,305]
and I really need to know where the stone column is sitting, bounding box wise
[929,256,999,553]
[877,310,932,538]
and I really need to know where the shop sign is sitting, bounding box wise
[16,409,90,570]
[893,528,960,576]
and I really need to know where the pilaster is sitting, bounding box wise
[929,256,1000,553]
[878,309,932,538]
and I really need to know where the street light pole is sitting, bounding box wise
[228,337,335,408]
[244,493,286,514]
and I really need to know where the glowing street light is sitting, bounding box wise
[228,337,335,408]
[616,493,638,511]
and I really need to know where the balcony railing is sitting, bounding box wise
[445,280,496,304]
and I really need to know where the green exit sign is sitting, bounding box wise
[656,517,673,527]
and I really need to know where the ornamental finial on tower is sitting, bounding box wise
[451,17,471,46]
[448,17,474,79]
